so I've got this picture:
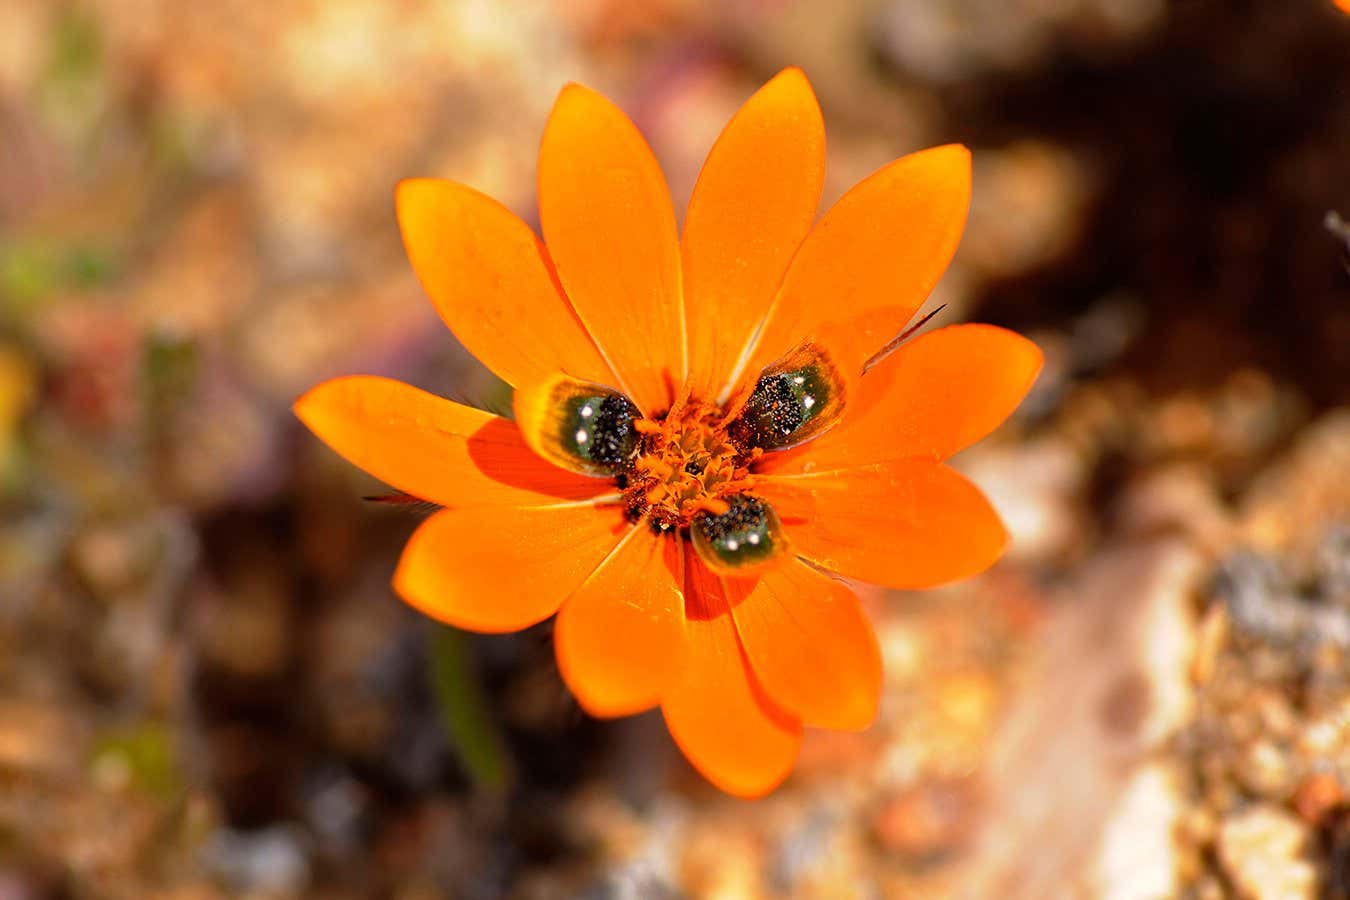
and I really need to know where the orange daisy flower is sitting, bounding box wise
[294,68,1042,797]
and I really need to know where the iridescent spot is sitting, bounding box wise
[514,376,640,476]
[731,341,847,451]
[691,494,787,572]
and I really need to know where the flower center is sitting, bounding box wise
[623,399,757,532]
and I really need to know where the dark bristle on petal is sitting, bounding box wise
[363,492,443,515]
[862,303,948,374]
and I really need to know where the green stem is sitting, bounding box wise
[429,625,513,796]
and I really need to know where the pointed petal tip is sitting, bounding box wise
[751,67,822,131]
[818,679,881,733]
[836,698,880,733]
[394,176,443,214]
[394,177,473,221]
[390,552,476,632]
[718,765,795,800]
[733,137,974,382]
[661,705,799,799]
[290,375,353,428]
[766,65,813,91]
[554,529,686,718]
[969,324,1047,401]
[544,82,635,144]
[552,80,603,110]
[566,688,656,721]
[729,561,883,733]
[911,143,973,183]
[391,560,541,635]
[1007,331,1046,392]
[992,507,1012,557]
[1023,332,1047,375]
[963,322,1046,373]
[291,387,316,422]
[679,63,825,397]
[393,175,424,198]
[538,71,683,415]
[945,492,1010,585]
[936,143,973,176]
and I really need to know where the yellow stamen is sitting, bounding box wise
[621,399,753,529]
[633,418,663,435]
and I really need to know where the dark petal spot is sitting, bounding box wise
[561,393,639,472]
[730,341,847,452]
[691,495,786,572]
[519,376,640,477]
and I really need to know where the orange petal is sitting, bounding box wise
[396,179,614,389]
[727,561,881,731]
[294,376,610,508]
[736,145,972,387]
[758,324,1043,475]
[555,528,685,718]
[662,557,801,797]
[754,459,1007,590]
[681,68,825,400]
[538,84,685,416]
[393,502,630,633]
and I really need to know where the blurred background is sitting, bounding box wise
[1,0,1349,897]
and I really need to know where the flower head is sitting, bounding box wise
[294,69,1042,797]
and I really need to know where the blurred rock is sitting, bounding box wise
[1215,550,1350,650]
[771,802,872,897]
[1234,738,1297,799]
[965,141,1095,280]
[873,778,978,862]
[1217,805,1316,900]
[192,574,290,681]
[960,538,1202,897]
[1091,763,1184,900]
[38,300,140,433]
[0,700,86,779]
[202,825,311,896]
[959,436,1087,566]
[1293,772,1345,826]
[1115,463,1233,553]
[129,189,255,339]
[1241,410,1350,564]
[679,810,766,899]
[308,594,403,760]
[878,0,1165,83]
